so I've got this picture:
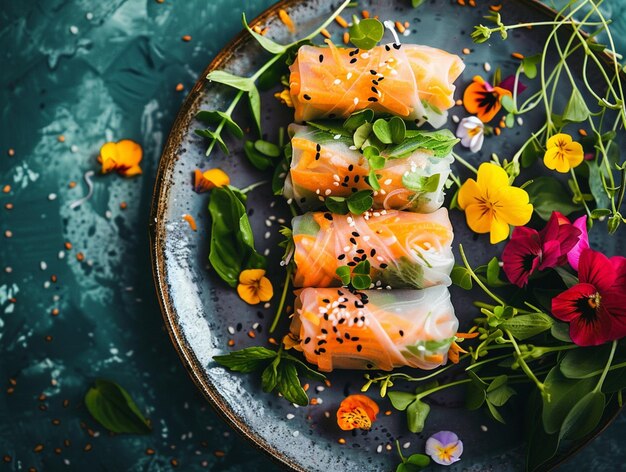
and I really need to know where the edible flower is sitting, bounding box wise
[456,116,484,153]
[552,249,626,346]
[193,168,230,193]
[502,211,581,287]
[274,88,294,107]
[543,133,584,173]
[98,139,142,177]
[458,163,533,244]
[425,431,463,466]
[463,75,512,123]
[237,269,273,305]
[336,394,379,431]
[499,74,527,95]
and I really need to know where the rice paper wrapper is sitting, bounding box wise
[292,209,454,288]
[289,42,464,127]
[283,124,453,213]
[290,286,458,371]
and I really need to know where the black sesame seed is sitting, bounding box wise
[367,363,373,369]
[399,330,404,337]
[333,326,338,333]
[321,328,328,334]
[351,232,359,237]
[322,298,330,303]
[372,79,379,85]
[371,86,378,94]
[352,337,360,342]
[338,290,344,295]
[343,175,350,182]
[319,54,324,63]
[351,187,358,193]
[315,152,321,160]
[300,197,306,203]
[336,337,344,343]
[350,58,357,64]
[348,164,354,171]
[360,254,367,261]
[349,237,357,245]
[354,317,359,323]
[345,333,351,339]
[370,70,377,75]
[303,94,311,100]
[354,175,360,183]
[385,45,391,51]
[356,249,365,254]
[370,249,376,257]
[368,97,378,102]
[236,323,242,332]
[338,318,345,324]
[319,348,326,353]
[347,261,356,267]
[324,213,333,220]
[353,256,361,263]
[316,144,321,152]
[314,349,320,355]
[378,77,385,81]
[357,345,363,352]
[318,340,327,345]
[338,254,346,260]
[341,182,349,188]
[393,43,401,50]
[304,337,311,344]
[323,313,329,321]
[380,263,388,269]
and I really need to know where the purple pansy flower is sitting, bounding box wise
[425,431,463,466]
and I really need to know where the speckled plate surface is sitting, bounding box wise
[149,1,624,471]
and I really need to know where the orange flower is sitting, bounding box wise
[193,168,230,193]
[98,139,142,177]
[463,76,512,123]
[336,394,379,431]
[237,269,273,305]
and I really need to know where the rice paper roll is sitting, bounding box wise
[290,286,458,372]
[292,209,454,288]
[283,124,453,213]
[289,42,464,127]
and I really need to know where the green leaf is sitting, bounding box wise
[388,117,407,144]
[208,186,267,287]
[364,146,386,170]
[353,259,371,275]
[242,13,287,54]
[505,113,515,128]
[521,54,542,79]
[207,70,254,91]
[368,169,381,191]
[354,122,373,149]
[349,18,384,50]
[553,266,579,288]
[551,321,573,343]
[525,390,560,472]
[347,190,374,214]
[383,129,458,159]
[486,257,508,287]
[84,380,151,434]
[521,138,544,168]
[352,274,371,290]
[591,208,612,218]
[501,95,516,113]
[244,141,272,170]
[213,347,277,372]
[486,376,516,407]
[402,173,440,193]
[406,454,430,468]
[196,110,244,138]
[261,357,280,392]
[560,345,610,379]
[559,391,605,441]
[525,176,582,220]
[411,0,426,7]
[387,391,416,411]
[325,196,349,214]
[195,128,229,155]
[563,87,591,123]
[281,353,326,382]
[466,377,486,410]
[486,400,505,423]
[254,140,281,158]
[277,361,309,406]
[248,85,262,135]
[406,399,430,433]
[372,119,393,144]
[336,266,351,285]
[587,161,611,209]
[343,109,375,133]
[450,265,473,290]
[272,151,291,195]
[499,313,554,340]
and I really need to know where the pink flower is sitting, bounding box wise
[499,75,527,95]
[552,249,626,346]
[502,212,581,287]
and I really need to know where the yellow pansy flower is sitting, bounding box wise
[237,269,273,305]
[458,163,533,244]
[98,139,142,177]
[193,168,230,193]
[274,88,294,107]
[543,133,584,173]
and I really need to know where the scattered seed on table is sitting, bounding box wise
[338,438,346,444]
[484,62,492,72]
[181,35,192,42]
[175,83,184,92]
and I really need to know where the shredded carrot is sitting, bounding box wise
[489,4,502,11]
[395,21,405,34]
[579,128,588,136]
[342,31,349,44]
[335,15,348,28]
[320,28,331,39]
[511,52,525,60]
[182,214,197,231]
[268,337,278,345]
[252,25,263,34]
[278,9,296,33]
[494,127,501,136]
[310,398,318,405]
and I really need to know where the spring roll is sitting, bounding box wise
[289,286,458,371]
[289,42,464,127]
[283,124,453,213]
[292,209,454,288]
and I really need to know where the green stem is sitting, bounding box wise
[269,264,293,333]
[505,329,546,397]
[569,168,593,218]
[594,340,618,393]
[452,152,478,174]
[459,244,505,306]
[240,180,268,194]
[395,440,405,463]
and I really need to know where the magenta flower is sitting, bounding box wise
[499,75,527,95]
[552,249,626,346]
[425,431,463,466]
[502,211,581,287]
[566,215,589,271]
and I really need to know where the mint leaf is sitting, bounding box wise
[213,347,277,372]
[277,361,308,406]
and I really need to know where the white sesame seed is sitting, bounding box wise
[325,189,332,195]
[58,251,65,259]
[484,62,492,72]
[252,322,259,329]
[40,261,47,271]
[286,413,295,420]
[386,444,392,451]
[44,281,51,289]
[269,215,276,221]
[263,248,270,256]
[48,193,57,201]
[452,115,460,123]
[318,196,324,202]
[333,174,340,182]
[348,145,357,150]
[360,53,370,59]
[264,302,271,309]
[228,326,235,335]
[316,398,323,404]
[517,117,524,126]
[316,386,325,393]
[376,445,383,453]
[347,73,353,80]
[265,219,272,227]
[333,79,342,85]
[334,134,341,140]
[390,69,398,75]
[343,246,351,252]
[383,179,392,185]
[264,231,271,239]
[481,425,488,432]
[5,267,12,273]
[324,411,331,418]
[85,12,94,20]
[292,431,300,437]
[278,218,286,224]
[353,97,359,105]
[69,25,79,35]
[403,442,411,449]
[286,198,293,205]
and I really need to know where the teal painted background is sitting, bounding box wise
[0,1,624,471]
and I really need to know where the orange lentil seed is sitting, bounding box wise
[2,185,10,193]
[579,129,588,136]
[462,47,471,55]
[171,459,179,467]
[469,0,476,5]
[335,15,348,28]
[52,308,60,316]
[362,10,370,18]
[495,127,502,136]
[84,443,92,452]
[64,439,71,447]
[120,201,127,210]
[52,419,61,425]
[7,387,14,394]
[511,52,525,60]
[33,444,44,453]
[278,9,296,33]
[7,149,15,157]
[64,242,73,250]
[5,230,12,238]
[175,83,184,92]
[5,203,13,210]
[343,31,349,44]
[457,0,466,5]
[54,448,62,455]
[310,398,318,405]
[69,181,77,188]
[247,330,256,338]
[146,448,155,455]
[338,438,346,444]
[321,28,331,39]
[39,393,47,401]
[303,383,309,391]
[63,399,70,408]
[490,4,503,11]
[182,35,192,42]
[385,410,392,416]
[76,252,84,261]
[58,135,65,142]
[214,450,225,457]
[456,99,463,106]
[50,275,57,283]
[268,337,278,345]
[3,456,11,463]
[44,335,53,342]
[395,21,405,34]
[227,339,235,347]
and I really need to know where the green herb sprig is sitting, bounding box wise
[336,259,371,290]
[394,440,430,472]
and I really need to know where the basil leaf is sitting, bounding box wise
[248,85,262,135]
[207,70,254,91]
[84,379,151,434]
[402,173,439,193]
[349,18,384,50]
[281,353,326,382]
[559,391,605,441]
[277,361,309,406]
[563,87,591,123]
[406,399,430,433]
[254,140,281,158]
[499,313,554,340]
[387,391,416,411]
[325,196,349,214]
[261,357,280,392]
[208,186,267,287]
[343,109,375,132]
[383,129,458,159]
[388,117,406,144]
[373,119,393,144]
[347,190,373,214]
[213,347,278,372]
[525,176,582,220]
[196,110,244,139]
[244,141,273,170]
[242,13,287,54]
[451,265,473,290]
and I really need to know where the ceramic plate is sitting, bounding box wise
[150,0,623,470]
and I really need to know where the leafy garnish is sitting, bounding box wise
[349,18,384,50]
[324,189,373,215]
